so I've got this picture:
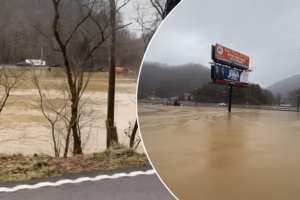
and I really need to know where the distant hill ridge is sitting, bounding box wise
[266,74,300,96]
[138,61,210,97]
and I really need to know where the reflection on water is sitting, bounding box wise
[207,112,247,170]
[138,104,300,200]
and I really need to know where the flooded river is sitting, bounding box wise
[138,104,300,200]
[0,71,142,156]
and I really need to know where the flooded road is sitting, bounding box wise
[138,104,300,200]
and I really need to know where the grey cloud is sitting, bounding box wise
[144,0,300,88]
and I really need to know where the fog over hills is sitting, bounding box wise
[138,61,275,105]
[138,61,210,97]
[266,74,300,96]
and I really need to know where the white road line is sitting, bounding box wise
[0,169,156,193]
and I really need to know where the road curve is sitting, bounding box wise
[0,166,176,200]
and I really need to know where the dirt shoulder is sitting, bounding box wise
[0,147,149,182]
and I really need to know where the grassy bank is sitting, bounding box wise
[0,147,149,182]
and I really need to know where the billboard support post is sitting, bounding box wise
[228,84,233,112]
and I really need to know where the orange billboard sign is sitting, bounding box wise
[214,44,250,69]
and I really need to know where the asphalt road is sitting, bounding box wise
[0,166,176,200]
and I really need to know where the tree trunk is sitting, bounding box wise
[0,91,10,114]
[63,128,72,158]
[71,100,82,155]
[106,119,118,148]
[51,123,59,157]
[164,0,181,18]
[130,119,138,148]
[106,0,118,149]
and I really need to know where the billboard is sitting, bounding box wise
[212,44,250,69]
[212,64,249,83]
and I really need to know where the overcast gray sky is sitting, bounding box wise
[143,0,300,88]
[118,1,140,34]
[119,0,158,37]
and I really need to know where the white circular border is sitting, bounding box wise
[135,1,186,200]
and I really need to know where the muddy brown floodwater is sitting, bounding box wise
[0,69,143,156]
[138,104,300,200]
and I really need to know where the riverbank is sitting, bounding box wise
[0,146,149,182]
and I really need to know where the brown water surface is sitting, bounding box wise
[138,104,300,200]
[0,71,141,156]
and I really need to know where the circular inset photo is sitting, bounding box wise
[137,0,300,199]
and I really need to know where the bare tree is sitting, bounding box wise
[106,0,133,149]
[27,68,69,157]
[28,67,101,157]
[31,0,131,155]
[150,0,181,19]
[0,66,27,114]
[106,0,118,149]
[132,0,181,49]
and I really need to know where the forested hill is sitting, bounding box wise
[138,61,275,105]
[138,61,211,97]
[266,74,300,96]
[0,0,145,71]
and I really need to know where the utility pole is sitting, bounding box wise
[297,94,299,113]
[14,31,18,62]
[41,46,43,61]
[195,87,198,106]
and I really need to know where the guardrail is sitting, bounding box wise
[138,100,299,112]
[231,104,297,111]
